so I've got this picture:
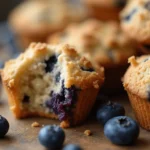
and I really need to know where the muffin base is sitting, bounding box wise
[127,92,150,131]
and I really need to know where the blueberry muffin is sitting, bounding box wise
[120,0,150,54]
[123,56,150,130]
[48,19,136,94]
[82,0,127,20]
[8,0,87,48]
[1,43,104,128]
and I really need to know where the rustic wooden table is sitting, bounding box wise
[0,94,149,150]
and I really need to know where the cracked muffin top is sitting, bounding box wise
[9,0,87,37]
[2,43,104,90]
[48,19,136,68]
[123,55,150,100]
[120,0,150,44]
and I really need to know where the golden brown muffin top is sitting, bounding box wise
[2,43,104,90]
[123,55,150,99]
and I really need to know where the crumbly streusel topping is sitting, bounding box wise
[2,43,104,90]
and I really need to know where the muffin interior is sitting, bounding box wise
[19,54,78,121]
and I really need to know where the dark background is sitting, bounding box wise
[0,0,22,21]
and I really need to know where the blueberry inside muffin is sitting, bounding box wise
[1,43,104,127]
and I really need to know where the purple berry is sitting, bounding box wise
[38,125,65,149]
[104,116,140,145]
[0,115,9,138]
[96,101,125,125]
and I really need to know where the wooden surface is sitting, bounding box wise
[0,94,149,150]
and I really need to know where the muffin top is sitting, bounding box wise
[124,55,150,100]
[2,43,104,90]
[83,0,127,8]
[9,0,87,37]
[120,0,150,44]
[48,19,136,68]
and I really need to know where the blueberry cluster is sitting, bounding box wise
[96,100,140,145]
[46,81,77,121]
[44,54,77,121]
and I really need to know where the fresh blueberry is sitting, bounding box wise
[104,116,140,145]
[81,67,94,72]
[96,101,125,125]
[38,125,65,149]
[45,55,57,73]
[63,144,83,150]
[145,2,150,10]
[123,8,137,21]
[0,115,9,138]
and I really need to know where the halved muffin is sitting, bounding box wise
[1,43,104,128]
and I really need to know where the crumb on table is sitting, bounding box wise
[60,121,70,128]
[84,130,92,136]
[31,122,40,127]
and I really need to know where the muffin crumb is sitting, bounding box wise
[31,122,40,127]
[84,130,92,136]
[128,56,139,67]
[60,121,70,128]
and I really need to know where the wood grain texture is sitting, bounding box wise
[0,94,149,150]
